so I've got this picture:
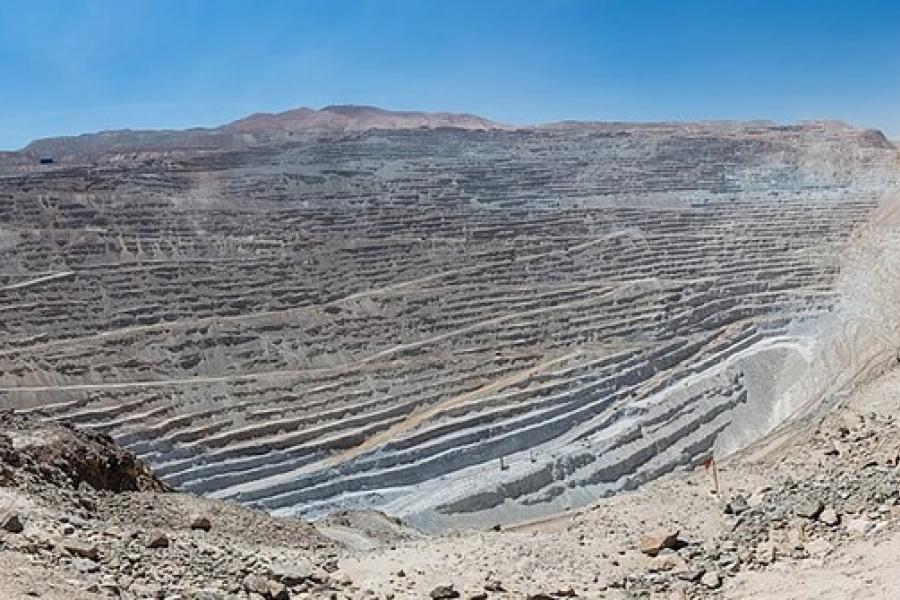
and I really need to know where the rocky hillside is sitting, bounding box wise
[0,411,357,599]
[1,117,898,530]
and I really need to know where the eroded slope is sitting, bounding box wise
[1,120,897,529]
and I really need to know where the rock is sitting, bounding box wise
[647,553,685,572]
[805,538,834,557]
[638,529,679,556]
[145,531,170,548]
[556,586,577,597]
[673,564,705,582]
[819,507,840,526]
[794,499,824,520]
[130,584,163,598]
[243,575,269,595]
[724,495,749,515]
[755,542,776,566]
[700,571,722,589]
[0,510,24,533]
[71,557,100,573]
[272,559,316,586]
[484,579,504,592]
[63,541,100,561]
[430,585,460,599]
[189,515,212,531]
[468,594,488,600]
[97,579,119,596]
[266,580,291,600]
[525,595,554,600]
[845,518,874,537]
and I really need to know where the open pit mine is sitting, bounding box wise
[1,106,898,531]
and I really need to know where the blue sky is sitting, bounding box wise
[1,0,899,149]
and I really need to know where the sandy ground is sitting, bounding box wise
[336,365,900,599]
[725,532,900,599]
[0,550,97,599]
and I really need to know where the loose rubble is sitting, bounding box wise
[597,395,900,598]
[0,411,344,599]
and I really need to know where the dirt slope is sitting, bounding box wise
[335,363,900,599]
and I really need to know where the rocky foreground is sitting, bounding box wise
[336,364,900,600]
[0,410,352,599]
[4,361,900,599]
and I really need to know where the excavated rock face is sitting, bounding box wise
[0,410,167,492]
[0,118,898,530]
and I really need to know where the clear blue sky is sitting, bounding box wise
[1,0,899,149]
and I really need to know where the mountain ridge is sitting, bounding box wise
[6,105,895,166]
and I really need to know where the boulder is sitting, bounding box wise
[72,557,100,573]
[0,510,23,533]
[243,574,269,595]
[430,585,460,599]
[700,571,722,589]
[189,515,212,531]
[145,531,170,549]
[647,552,685,572]
[819,507,840,526]
[638,529,679,556]
[724,495,749,515]
[755,542,776,565]
[266,580,290,600]
[63,541,100,561]
[272,559,316,586]
[794,499,824,520]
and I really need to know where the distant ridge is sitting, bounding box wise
[6,105,894,165]
[14,105,510,163]
[227,104,506,136]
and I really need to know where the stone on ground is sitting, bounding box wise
[639,529,680,556]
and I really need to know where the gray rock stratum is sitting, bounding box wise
[1,107,898,531]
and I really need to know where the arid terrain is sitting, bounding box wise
[5,359,900,599]
[3,106,900,598]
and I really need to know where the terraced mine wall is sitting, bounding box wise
[1,121,898,531]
